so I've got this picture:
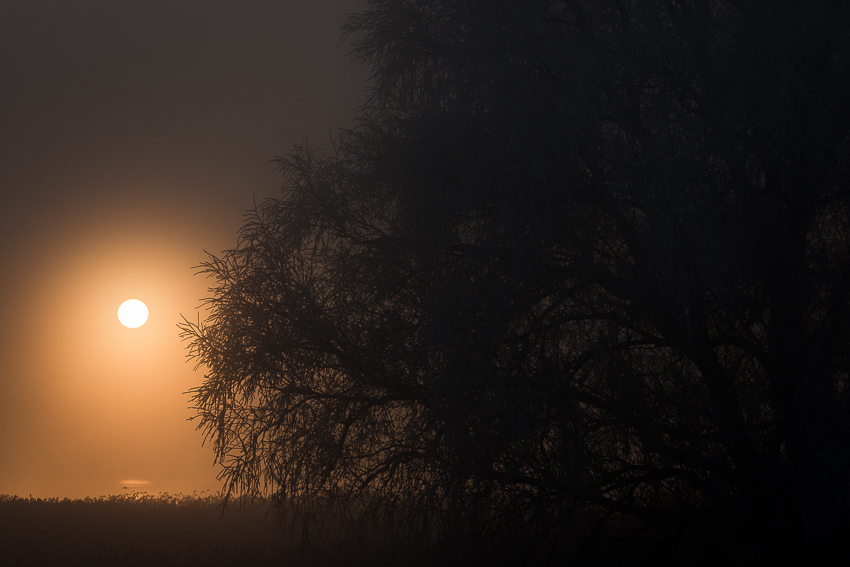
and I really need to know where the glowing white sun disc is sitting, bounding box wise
[117,299,149,328]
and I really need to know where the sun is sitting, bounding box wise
[117,299,149,328]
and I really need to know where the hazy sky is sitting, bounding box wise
[0,0,368,498]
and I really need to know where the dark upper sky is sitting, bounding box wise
[0,0,368,498]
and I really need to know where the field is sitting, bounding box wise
[0,492,445,567]
[0,492,300,567]
[0,491,726,566]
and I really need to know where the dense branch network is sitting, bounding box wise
[180,0,850,562]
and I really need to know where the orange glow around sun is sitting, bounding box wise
[0,224,220,499]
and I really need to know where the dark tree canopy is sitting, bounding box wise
[181,0,850,563]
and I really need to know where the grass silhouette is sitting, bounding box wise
[0,491,293,567]
[0,490,784,566]
[0,491,444,567]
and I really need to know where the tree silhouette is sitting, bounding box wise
[181,0,850,563]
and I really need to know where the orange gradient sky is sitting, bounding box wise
[0,0,367,498]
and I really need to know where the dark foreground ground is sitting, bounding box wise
[0,492,457,567]
[0,493,294,567]
[0,492,750,567]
